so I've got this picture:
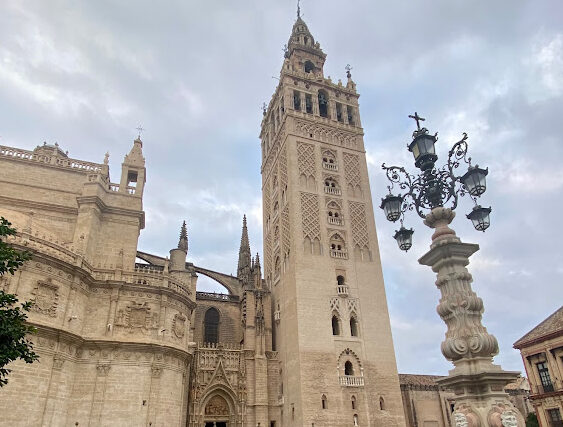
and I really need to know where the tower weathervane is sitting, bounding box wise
[408,112,425,130]
[345,64,353,79]
[136,125,145,138]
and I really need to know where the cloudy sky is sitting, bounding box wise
[1,0,562,375]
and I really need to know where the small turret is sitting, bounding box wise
[119,136,146,196]
[169,220,188,271]
[237,215,252,286]
[253,253,262,289]
[178,220,188,252]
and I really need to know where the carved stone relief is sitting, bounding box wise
[300,192,321,241]
[115,301,157,333]
[173,313,187,338]
[297,142,316,190]
[295,119,358,149]
[30,280,59,317]
[204,395,229,416]
[343,152,362,197]
[349,201,370,260]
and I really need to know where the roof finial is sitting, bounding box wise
[136,125,144,139]
[178,220,188,252]
[297,0,301,18]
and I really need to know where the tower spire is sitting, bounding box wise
[297,0,301,18]
[237,215,252,283]
[178,220,188,252]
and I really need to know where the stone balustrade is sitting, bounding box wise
[0,145,102,172]
[330,249,348,259]
[339,376,364,387]
[322,162,338,171]
[196,292,239,302]
[324,186,342,196]
[337,284,349,296]
[327,216,343,226]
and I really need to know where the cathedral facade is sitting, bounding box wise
[0,15,408,427]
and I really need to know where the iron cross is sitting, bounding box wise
[408,112,425,130]
[136,125,145,137]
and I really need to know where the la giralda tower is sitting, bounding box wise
[259,11,407,427]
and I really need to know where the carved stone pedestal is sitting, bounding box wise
[418,207,525,427]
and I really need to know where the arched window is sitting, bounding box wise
[318,90,329,118]
[353,414,359,426]
[304,61,315,73]
[350,317,359,337]
[332,315,340,335]
[204,308,220,344]
[321,394,327,409]
[351,396,356,410]
[337,275,345,286]
[379,397,385,411]
[344,361,354,376]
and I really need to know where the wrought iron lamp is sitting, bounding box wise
[380,112,491,251]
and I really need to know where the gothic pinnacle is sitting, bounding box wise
[254,252,260,268]
[178,220,188,252]
[237,214,252,280]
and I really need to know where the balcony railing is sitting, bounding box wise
[322,162,338,171]
[324,186,342,196]
[274,311,281,322]
[339,376,364,387]
[532,383,556,394]
[330,249,348,259]
[337,284,349,296]
[327,216,343,226]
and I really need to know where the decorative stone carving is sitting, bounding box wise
[151,365,163,378]
[0,276,9,291]
[204,395,229,416]
[343,152,362,196]
[173,313,187,338]
[96,364,110,376]
[454,412,469,427]
[349,201,370,258]
[115,301,157,333]
[295,119,358,148]
[501,411,518,427]
[52,355,64,370]
[420,208,499,362]
[297,142,316,189]
[30,280,59,317]
[330,297,340,314]
[281,206,290,255]
[300,192,321,241]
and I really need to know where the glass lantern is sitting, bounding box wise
[380,194,403,222]
[466,205,492,232]
[408,132,438,171]
[394,226,414,251]
[461,165,488,197]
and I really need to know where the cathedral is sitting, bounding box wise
[0,12,529,427]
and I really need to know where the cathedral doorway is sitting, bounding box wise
[203,394,231,427]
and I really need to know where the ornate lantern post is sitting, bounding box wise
[380,114,524,427]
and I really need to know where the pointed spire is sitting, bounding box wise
[178,220,188,252]
[285,10,326,64]
[237,215,252,283]
[255,252,261,269]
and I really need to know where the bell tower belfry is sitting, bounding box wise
[260,12,406,427]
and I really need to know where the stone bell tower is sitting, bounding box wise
[260,11,406,427]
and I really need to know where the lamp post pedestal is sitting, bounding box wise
[419,207,524,427]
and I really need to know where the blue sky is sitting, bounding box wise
[1,0,562,375]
